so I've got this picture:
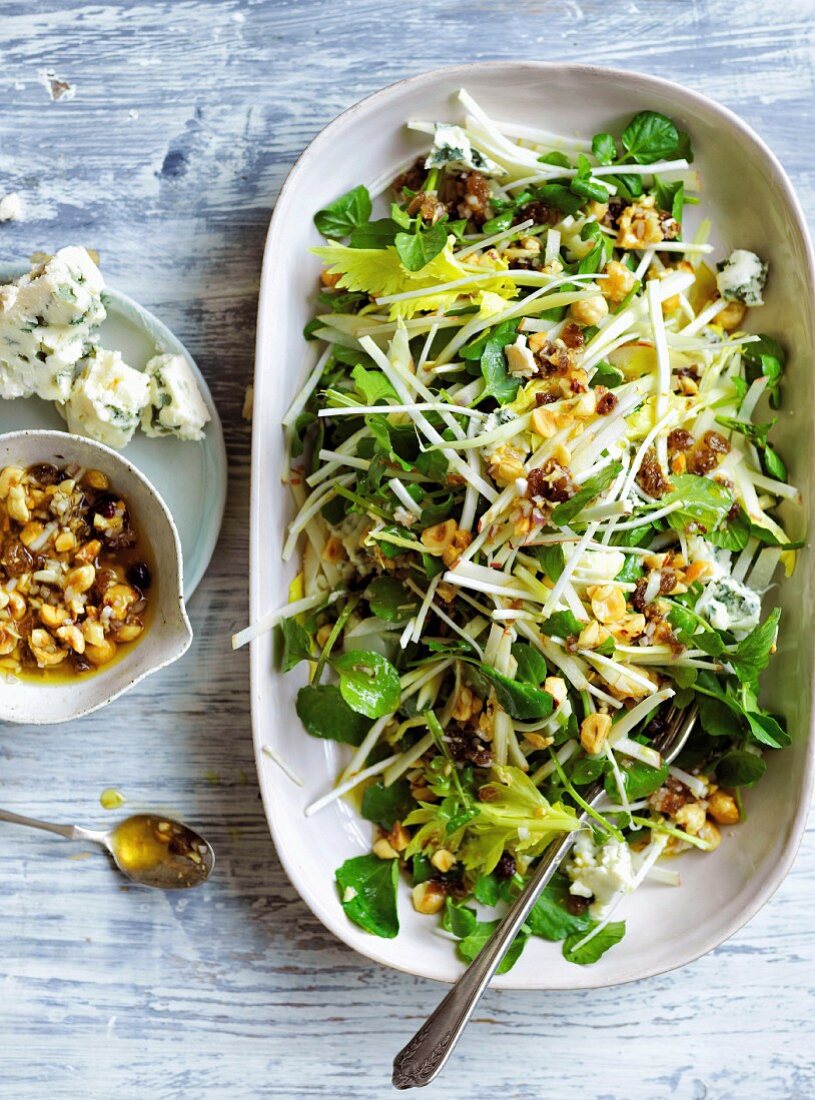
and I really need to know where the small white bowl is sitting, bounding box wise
[0,429,192,724]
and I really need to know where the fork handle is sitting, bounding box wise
[392,781,604,1090]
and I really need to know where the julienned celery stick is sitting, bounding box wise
[274,90,795,971]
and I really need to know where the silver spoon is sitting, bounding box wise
[393,704,698,1089]
[0,807,215,889]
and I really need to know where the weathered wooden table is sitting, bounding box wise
[1,2,813,1096]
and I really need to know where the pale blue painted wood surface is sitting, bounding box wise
[1,2,814,1097]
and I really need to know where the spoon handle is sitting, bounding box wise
[0,807,84,840]
[392,786,603,1090]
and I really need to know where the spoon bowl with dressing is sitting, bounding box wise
[0,806,214,889]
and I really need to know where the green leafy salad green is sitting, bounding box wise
[234,89,801,970]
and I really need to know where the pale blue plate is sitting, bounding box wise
[0,267,227,599]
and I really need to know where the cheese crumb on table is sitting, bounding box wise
[141,353,210,441]
[0,193,23,222]
[64,347,150,449]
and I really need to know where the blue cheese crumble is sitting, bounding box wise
[566,832,636,916]
[716,249,767,307]
[141,353,210,441]
[696,575,762,638]
[0,246,105,401]
[425,123,507,179]
[64,347,150,449]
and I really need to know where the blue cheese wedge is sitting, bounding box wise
[716,249,767,307]
[64,347,150,449]
[425,123,507,179]
[696,575,761,638]
[140,353,210,441]
[0,246,105,401]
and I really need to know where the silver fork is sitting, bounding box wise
[392,703,699,1090]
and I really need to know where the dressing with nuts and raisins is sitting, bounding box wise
[0,462,153,680]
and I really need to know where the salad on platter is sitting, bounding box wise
[239,90,800,968]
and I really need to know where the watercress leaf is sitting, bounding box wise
[675,129,694,162]
[459,318,518,360]
[744,709,789,748]
[395,222,449,272]
[742,333,785,371]
[473,872,501,906]
[615,555,644,584]
[526,872,592,940]
[335,853,399,938]
[621,110,679,164]
[511,641,549,686]
[571,756,606,785]
[443,897,478,939]
[481,332,520,404]
[415,447,449,481]
[576,239,608,274]
[425,638,473,657]
[314,184,372,238]
[479,666,554,720]
[563,920,625,964]
[715,415,774,448]
[688,629,725,658]
[534,543,566,583]
[320,494,347,526]
[551,461,623,525]
[729,608,780,689]
[534,183,584,215]
[570,176,609,204]
[672,666,698,689]
[351,363,398,404]
[730,375,749,404]
[361,777,413,830]
[458,920,528,974]
[762,444,787,482]
[296,683,371,745]
[605,172,644,200]
[698,695,737,738]
[742,339,784,407]
[276,617,313,672]
[716,750,766,788]
[540,610,583,638]
[366,576,420,623]
[412,853,434,885]
[667,602,697,636]
[590,361,625,389]
[653,177,685,225]
[708,506,751,552]
[390,202,412,229]
[750,525,804,549]
[604,758,668,800]
[591,132,617,165]
[481,210,514,234]
[443,217,469,241]
[332,650,402,718]
[538,150,571,169]
[349,217,402,248]
[660,474,732,534]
